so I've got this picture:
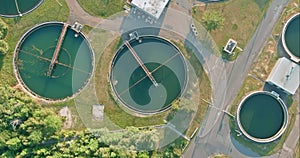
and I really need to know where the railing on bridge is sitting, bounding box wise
[124,40,158,87]
[47,23,68,77]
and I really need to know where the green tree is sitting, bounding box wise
[138,151,150,158]
[0,85,157,157]
[28,130,43,144]
[88,138,99,152]
[43,115,62,136]
[0,40,8,54]
[19,148,32,157]
[0,86,63,156]
[35,148,51,157]
[0,131,10,150]
[0,20,8,39]
[135,130,159,150]
[201,11,225,32]
[99,147,111,157]
[110,152,117,158]
[6,137,22,151]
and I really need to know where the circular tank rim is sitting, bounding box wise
[0,0,44,18]
[13,21,95,103]
[109,35,189,115]
[236,91,289,143]
[281,13,300,63]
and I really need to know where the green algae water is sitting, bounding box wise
[110,36,187,114]
[0,0,43,17]
[284,14,300,58]
[239,93,285,139]
[15,22,94,100]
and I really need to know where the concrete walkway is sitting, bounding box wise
[65,0,102,26]
[158,6,228,142]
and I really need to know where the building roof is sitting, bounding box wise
[223,38,237,54]
[266,57,300,95]
[131,0,169,19]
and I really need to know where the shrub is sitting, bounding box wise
[0,40,9,54]
[0,21,8,39]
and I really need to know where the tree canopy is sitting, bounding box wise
[0,20,8,40]
[0,86,63,156]
[201,11,225,32]
[0,20,9,54]
[0,86,184,157]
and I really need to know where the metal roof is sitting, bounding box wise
[131,0,169,19]
[224,38,237,54]
[266,57,300,95]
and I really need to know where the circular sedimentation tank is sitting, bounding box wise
[282,13,300,62]
[237,91,288,143]
[110,36,188,114]
[14,22,94,101]
[0,0,43,17]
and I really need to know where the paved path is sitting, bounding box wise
[65,0,102,26]
[158,6,228,140]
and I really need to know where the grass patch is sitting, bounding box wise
[0,0,69,86]
[77,0,126,18]
[221,49,242,61]
[250,38,278,80]
[193,0,271,59]
[81,25,94,35]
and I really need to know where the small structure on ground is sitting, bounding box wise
[223,38,237,54]
[92,104,104,121]
[123,5,131,13]
[72,22,83,33]
[129,0,170,19]
[266,57,300,95]
[191,23,198,37]
[129,31,139,40]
